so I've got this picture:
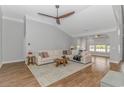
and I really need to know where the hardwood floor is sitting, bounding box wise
[0,62,40,87]
[0,56,123,87]
[49,57,123,87]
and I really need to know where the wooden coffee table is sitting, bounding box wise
[54,58,68,67]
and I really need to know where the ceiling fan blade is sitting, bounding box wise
[58,11,75,18]
[56,19,60,24]
[38,13,56,19]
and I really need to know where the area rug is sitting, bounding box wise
[28,61,92,87]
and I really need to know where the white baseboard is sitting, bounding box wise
[2,59,25,64]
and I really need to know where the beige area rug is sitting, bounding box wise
[28,61,92,87]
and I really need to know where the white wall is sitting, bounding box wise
[80,37,87,50]
[108,31,121,63]
[76,35,110,57]
[93,37,110,57]
[112,5,123,61]
[0,7,2,63]
[26,17,73,53]
[74,37,87,50]
[75,30,121,63]
[2,18,24,63]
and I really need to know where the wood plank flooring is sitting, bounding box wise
[49,57,124,87]
[0,62,40,87]
[0,56,123,87]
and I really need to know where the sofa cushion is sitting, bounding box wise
[39,52,45,58]
[37,56,42,62]
[67,50,72,55]
[39,52,49,58]
[48,50,55,57]
[72,50,78,55]
[41,57,53,62]
[63,50,72,55]
[54,50,62,57]
[36,50,64,65]
[82,51,90,56]
[38,52,42,59]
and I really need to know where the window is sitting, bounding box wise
[96,45,106,52]
[89,44,110,53]
[107,45,110,53]
[89,45,95,51]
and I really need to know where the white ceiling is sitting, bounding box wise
[1,5,116,37]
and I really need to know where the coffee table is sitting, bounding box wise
[54,58,68,67]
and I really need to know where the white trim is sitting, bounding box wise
[2,59,25,64]
[25,15,56,27]
[2,16,24,23]
[73,28,116,37]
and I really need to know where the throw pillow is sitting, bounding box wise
[44,52,49,58]
[63,50,67,55]
[39,52,44,58]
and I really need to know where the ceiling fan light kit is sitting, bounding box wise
[38,5,75,25]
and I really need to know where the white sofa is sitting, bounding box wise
[81,51,92,64]
[35,50,63,65]
[66,50,92,64]
[34,49,92,65]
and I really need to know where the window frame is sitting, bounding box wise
[89,44,110,53]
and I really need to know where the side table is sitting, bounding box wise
[27,56,36,65]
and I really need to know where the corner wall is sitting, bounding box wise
[112,5,123,62]
[2,18,25,63]
[108,31,121,63]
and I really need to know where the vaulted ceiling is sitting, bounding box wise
[1,5,116,37]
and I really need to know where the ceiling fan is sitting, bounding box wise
[38,5,75,25]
